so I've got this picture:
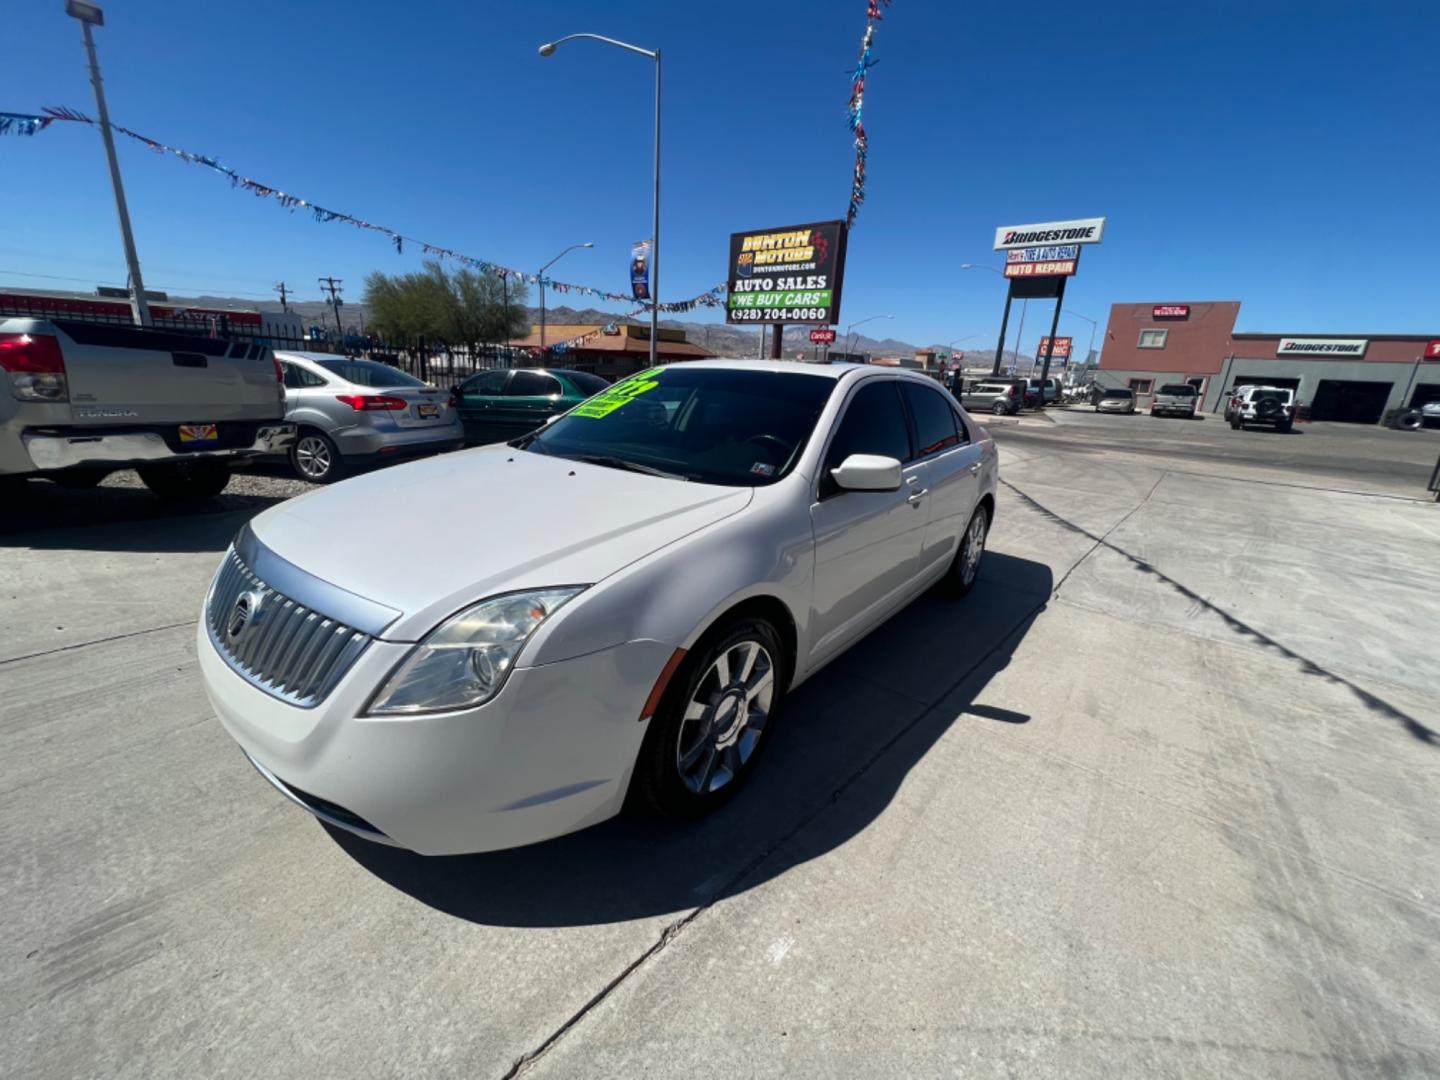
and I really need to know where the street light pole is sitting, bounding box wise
[1064,307,1098,369]
[844,313,893,359]
[540,33,661,367]
[68,1,151,327]
[537,241,593,357]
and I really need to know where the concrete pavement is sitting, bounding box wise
[2,425,1438,1078]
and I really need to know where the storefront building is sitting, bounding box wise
[1098,301,1440,423]
[506,323,714,380]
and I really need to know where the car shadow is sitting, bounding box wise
[1,478,286,552]
[327,551,1053,928]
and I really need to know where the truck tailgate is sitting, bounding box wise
[55,320,283,426]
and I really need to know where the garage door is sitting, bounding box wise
[1409,383,1440,409]
[1310,379,1393,424]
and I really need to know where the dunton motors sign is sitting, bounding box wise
[1276,338,1368,358]
[994,216,1106,251]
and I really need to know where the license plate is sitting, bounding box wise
[179,423,219,444]
[416,403,440,419]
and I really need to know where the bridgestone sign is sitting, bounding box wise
[1276,338,1368,357]
[994,217,1106,251]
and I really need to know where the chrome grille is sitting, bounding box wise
[205,549,372,707]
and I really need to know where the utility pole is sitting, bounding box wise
[273,281,290,313]
[318,276,344,342]
[67,1,151,327]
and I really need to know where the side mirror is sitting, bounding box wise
[831,453,902,492]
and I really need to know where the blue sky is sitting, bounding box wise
[3,0,1437,355]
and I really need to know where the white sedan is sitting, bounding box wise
[198,360,1000,854]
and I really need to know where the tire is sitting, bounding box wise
[1256,398,1282,420]
[51,469,109,489]
[1397,411,1424,432]
[991,401,1008,416]
[1230,414,1242,430]
[942,504,990,598]
[631,616,787,820]
[1275,419,1293,433]
[137,459,232,502]
[290,429,345,483]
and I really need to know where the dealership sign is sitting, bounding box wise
[1153,304,1190,318]
[809,327,837,343]
[1276,338,1368,357]
[1038,336,1072,359]
[726,219,848,325]
[994,216,1106,251]
[1425,340,1440,360]
[1005,258,1077,278]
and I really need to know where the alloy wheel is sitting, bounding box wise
[962,512,987,586]
[676,640,774,794]
[294,435,333,480]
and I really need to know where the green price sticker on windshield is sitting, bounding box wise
[572,373,661,419]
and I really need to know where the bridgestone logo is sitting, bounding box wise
[1003,226,1097,244]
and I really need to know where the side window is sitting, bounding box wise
[506,371,563,397]
[823,381,911,483]
[462,370,510,396]
[281,363,306,389]
[299,366,327,387]
[900,382,962,458]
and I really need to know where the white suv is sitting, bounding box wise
[1225,386,1295,432]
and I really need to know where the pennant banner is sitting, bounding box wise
[846,0,893,227]
[0,112,53,137]
[31,106,728,313]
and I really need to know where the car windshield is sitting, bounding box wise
[563,371,611,396]
[316,359,426,388]
[1158,384,1196,396]
[1104,388,1133,398]
[519,366,836,486]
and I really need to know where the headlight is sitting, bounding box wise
[367,587,585,715]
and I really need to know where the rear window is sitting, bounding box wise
[565,371,610,396]
[1251,389,1292,403]
[1158,384,1196,396]
[1103,388,1133,398]
[316,359,426,388]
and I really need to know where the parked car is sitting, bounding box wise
[1095,387,1136,414]
[1,317,293,500]
[1226,385,1295,432]
[198,360,1000,854]
[1026,376,1062,404]
[961,379,1023,416]
[275,353,464,482]
[453,367,611,445]
[1395,401,1440,431]
[1150,383,1199,418]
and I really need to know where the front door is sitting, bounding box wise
[809,378,929,665]
[456,369,512,444]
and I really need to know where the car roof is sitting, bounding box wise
[677,358,946,384]
[274,351,368,365]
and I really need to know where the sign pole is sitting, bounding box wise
[1036,277,1067,407]
[769,324,784,360]
[991,285,1014,377]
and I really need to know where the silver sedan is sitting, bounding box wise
[275,352,464,482]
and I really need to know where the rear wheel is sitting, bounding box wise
[137,459,232,502]
[632,616,787,820]
[291,429,344,483]
[942,504,990,597]
[1397,411,1424,432]
[1230,414,1242,430]
[991,400,1008,416]
[1275,419,1293,433]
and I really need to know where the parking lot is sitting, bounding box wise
[3,417,1439,1078]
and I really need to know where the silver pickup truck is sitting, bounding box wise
[1,317,294,501]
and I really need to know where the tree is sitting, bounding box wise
[363,260,530,347]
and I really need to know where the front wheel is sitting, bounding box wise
[137,460,232,502]
[942,504,989,597]
[631,617,787,820]
[291,430,344,483]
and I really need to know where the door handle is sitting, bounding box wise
[969,462,982,474]
[906,488,929,506]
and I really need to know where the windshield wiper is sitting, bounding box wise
[567,454,690,481]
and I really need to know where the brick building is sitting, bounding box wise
[1098,301,1440,423]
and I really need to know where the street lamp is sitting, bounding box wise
[844,314,893,359]
[1064,308,1098,370]
[537,242,593,356]
[540,33,661,367]
[959,263,1004,277]
[66,0,151,327]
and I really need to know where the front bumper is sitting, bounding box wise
[24,423,295,472]
[198,621,674,855]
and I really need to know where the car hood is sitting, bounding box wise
[247,446,752,640]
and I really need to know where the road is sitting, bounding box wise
[3,422,1439,1078]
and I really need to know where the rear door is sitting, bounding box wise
[899,380,981,581]
[491,370,565,440]
[808,378,929,665]
[455,369,512,444]
[55,321,282,426]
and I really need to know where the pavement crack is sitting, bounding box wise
[0,620,195,666]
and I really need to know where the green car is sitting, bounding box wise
[452,367,611,445]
